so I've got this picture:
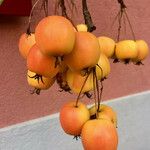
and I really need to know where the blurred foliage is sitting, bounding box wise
[0,0,4,5]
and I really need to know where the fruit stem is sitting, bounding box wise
[110,10,121,30]
[116,0,126,41]
[75,69,92,107]
[124,10,136,41]
[117,10,123,42]
[92,67,97,113]
[94,67,100,113]
[27,0,49,34]
[95,64,104,113]
[82,0,96,32]
[116,0,136,41]
[27,0,41,35]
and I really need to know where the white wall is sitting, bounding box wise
[0,91,150,150]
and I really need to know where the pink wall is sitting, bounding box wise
[0,0,150,128]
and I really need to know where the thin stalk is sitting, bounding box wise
[92,68,97,114]
[94,68,100,112]
[27,0,41,34]
[99,79,103,107]
[116,0,126,41]
[110,10,121,29]
[117,0,136,41]
[117,9,123,42]
[75,70,92,107]
[124,10,136,41]
[123,12,127,37]
[96,64,104,112]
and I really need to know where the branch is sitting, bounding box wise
[117,0,126,9]
[82,0,96,32]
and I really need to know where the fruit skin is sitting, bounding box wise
[64,32,100,71]
[66,69,94,94]
[81,119,118,150]
[98,36,115,58]
[89,104,117,128]
[27,44,59,78]
[35,15,75,56]
[76,24,88,32]
[18,33,36,59]
[133,40,149,62]
[27,70,55,90]
[59,101,90,136]
[115,40,138,60]
[96,53,110,80]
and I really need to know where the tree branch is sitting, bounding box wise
[82,0,96,32]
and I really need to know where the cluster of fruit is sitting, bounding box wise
[18,15,111,95]
[18,15,149,95]
[114,40,149,64]
[80,27,149,65]
[18,15,148,150]
[60,101,118,150]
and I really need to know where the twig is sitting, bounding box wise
[117,9,123,41]
[116,0,136,41]
[96,64,104,112]
[92,68,97,114]
[27,0,41,34]
[82,0,96,32]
